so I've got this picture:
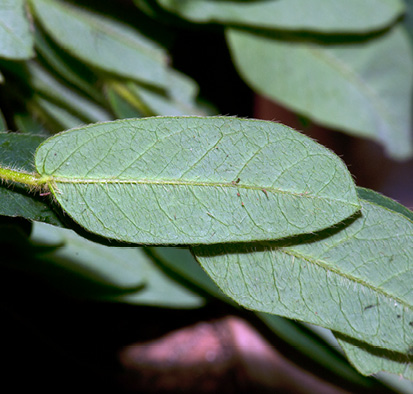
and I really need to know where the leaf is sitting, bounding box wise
[30,0,170,87]
[157,0,405,33]
[404,0,413,46]
[331,188,413,380]
[0,0,34,59]
[0,132,62,225]
[28,62,112,124]
[125,80,206,116]
[107,67,208,117]
[227,26,413,159]
[0,108,6,131]
[34,27,103,103]
[149,246,230,302]
[34,116,360,244]
[14,112,48,135]
[30,222,147,299]
[33,95,85,131]
[336,334,413,380]
[121,251,204,308]
[193,188,413,354]
[104,85,144,119]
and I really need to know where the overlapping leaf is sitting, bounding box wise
[30,0,169,87]
[227,26,413,159]
[329,189,413,380]
[28,222,203,307]
[336,334,413,380]
[0,0,34,59]
[28,62,112,124]
[193,188,413,353]
[34,116,360,244]
[156,0,404,33]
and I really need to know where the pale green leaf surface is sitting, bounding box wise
[34,116,360,244]
[336,334,413,380]
[157,0,404,33]
[227,26,413,159]
[150,246,382,384]
[30,0,169,87]
[0,132,61,225]
[0,0,34,59]
[193,191,413,353]
[332,189,413,380]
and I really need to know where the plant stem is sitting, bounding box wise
[0,166,50,188]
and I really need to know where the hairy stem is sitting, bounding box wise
[0,166,51,188]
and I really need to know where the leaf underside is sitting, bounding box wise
[193,191,413,354]
[34,116,360,244]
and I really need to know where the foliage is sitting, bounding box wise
[0,0,412,390]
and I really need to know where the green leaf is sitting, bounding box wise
[357,186,413,222]
[0,108,6,131]
[30,0,169,87]
[34,27,104,103]
[336,334,413,380]
[157,0,404,33]
[105,85,144,119]
[193,188,413,354]
[227,26,413,159]
[149,247,230,302]
[14,112,48,135]
[34,116,360,244]
[0,132,62,225]
[332,189,413,380]
[404,0,413,46]
[0,0,34,59]
[125,80,206,116]
[30,222,146,300]
[28,62,112,124]
[33,95,85,131]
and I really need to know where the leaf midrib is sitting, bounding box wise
[280,247,413,311]
[50,176,359,206]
